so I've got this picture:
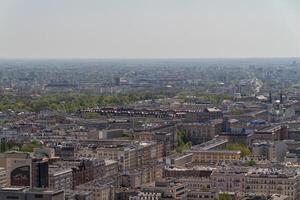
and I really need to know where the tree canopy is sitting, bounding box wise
[0,91,170,113]
[21,140,41,152]
[176,131,192,153]
[226,143,251,157]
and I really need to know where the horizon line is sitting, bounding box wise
[0,56,299,60]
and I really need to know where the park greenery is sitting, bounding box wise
[226,143,251,157]
[83,112,101,119]
[0,91,169,113]
[0,89,232,113]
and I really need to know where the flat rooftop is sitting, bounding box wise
[191,138,228,151]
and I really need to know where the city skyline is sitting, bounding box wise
[1,1,300,200]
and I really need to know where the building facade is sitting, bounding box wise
[245,168,300,200]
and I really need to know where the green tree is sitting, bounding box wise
[83,112,100,119]
[215,193,231,200]
[21,140,41,152]
[247,160,256,166]
[0,138,8,153]
[176,131,192,153]
[226,143,251,157]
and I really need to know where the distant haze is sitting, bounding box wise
[0,0,300,59]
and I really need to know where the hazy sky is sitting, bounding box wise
[0,0,300,58]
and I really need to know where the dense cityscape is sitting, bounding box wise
[1,0,300,199]
[0,58,300,200]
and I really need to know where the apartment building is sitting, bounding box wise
[120,162,164,188]
[245,168,300,200]
[211,167,248,193]
[48,166,73,191]
[75,178,116,200]
[75,141,164,171]
[177,119,223,145]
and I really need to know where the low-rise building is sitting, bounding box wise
[165,153,193,167]
[186,149,241,164]
[99,129,124,139]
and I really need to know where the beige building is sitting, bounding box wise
[164,166,216,200]
[0,152,49,188]
[141,178,188,200]
[253,125,288,142]
[0,152,32,187]
[245,168,300,200]
[75,141,164,171]
[176,119,223,145]
[129,191,162,200]
[104,159,118,178]
[48,166,73,191]
[187,190,217,200]
[120,162,164,188]
[133,131,175,156]
[186,149,241,164]
[0,167,6,187]
[75,178,116,200]
[211,167,247,193]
